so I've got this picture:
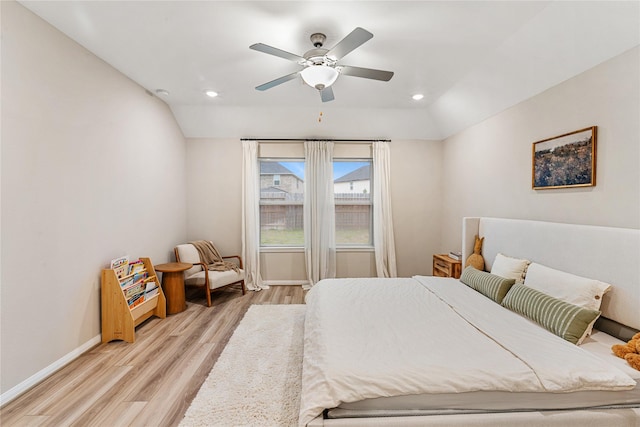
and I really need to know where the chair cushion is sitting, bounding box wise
[175,244,204,277]
[185,268,245,290]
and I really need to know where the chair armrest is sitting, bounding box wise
[222,255,244,269]
[190,261,209,288]
[192,261,207,271]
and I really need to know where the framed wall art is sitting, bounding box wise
[532,126,597,190]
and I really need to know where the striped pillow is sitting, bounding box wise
[502,283,601,345]
[460,266,516,304]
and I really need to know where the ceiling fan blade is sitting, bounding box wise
[326,27,373,60]
[338,65,394,81]
[255,71,300,91]
[250,43,307,64]
[320,86,335,102]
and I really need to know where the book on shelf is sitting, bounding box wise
[130,297,145,309]
[128,259,145,275]
[144,281,159,299]
[448,251,462,261]
[120,276,135,290]
[124,282,145,299]
[132,271,148,284]
[122,272,148,297]
[128,292,145,308]
[110,255,130,279]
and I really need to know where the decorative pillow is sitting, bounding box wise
[523,263,611,312]
[491,253,530,283]
[502,283,601,345]
[460,266,516,304]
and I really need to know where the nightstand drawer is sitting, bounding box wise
[433,254,462,279]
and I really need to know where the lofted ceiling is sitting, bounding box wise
[18,1,640,140]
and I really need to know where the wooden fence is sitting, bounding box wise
[260,193,371,230]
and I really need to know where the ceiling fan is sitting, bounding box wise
[250,27,394,102]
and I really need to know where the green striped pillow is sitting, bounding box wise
[502,283,601,345]
[460,266,516,304]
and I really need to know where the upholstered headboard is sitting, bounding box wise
[462,217,640,332]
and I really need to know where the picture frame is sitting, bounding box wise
[532,126,597,190]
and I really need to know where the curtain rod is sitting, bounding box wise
[240,138,390,143]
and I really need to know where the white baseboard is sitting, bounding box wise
[262,280,309,287]
[0,334,102,407]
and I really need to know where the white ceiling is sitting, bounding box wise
[18,1,640,140]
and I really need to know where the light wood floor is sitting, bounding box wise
[1,285,306,427]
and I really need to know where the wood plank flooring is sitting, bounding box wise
[1,285,306,427]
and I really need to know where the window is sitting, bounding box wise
[259,158,373,248]
[334,160,372,246]
[260,160,304,246]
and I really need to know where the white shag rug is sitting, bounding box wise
[180,304,306,427]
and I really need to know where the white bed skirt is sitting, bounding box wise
[308,407,640,426]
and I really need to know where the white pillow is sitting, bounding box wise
[523,263,611,312]
[491,253,530,283]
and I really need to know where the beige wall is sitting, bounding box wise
[1,1,187,395]
[185,139,244,255]
[185,139,443,280]
[440,46,640,253]
[390,140,443,276]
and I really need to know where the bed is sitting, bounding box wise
[300,217,640,426]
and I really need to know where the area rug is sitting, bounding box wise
[179,304,306,427]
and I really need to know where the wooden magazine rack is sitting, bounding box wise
[101,257,166,343]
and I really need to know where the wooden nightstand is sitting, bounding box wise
[433,254,462,279]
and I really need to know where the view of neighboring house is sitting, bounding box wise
[334,164,370,194]
[259,162,373,244]
[260,162,304,236]
[260,162,303,196]
[333,164,371,238]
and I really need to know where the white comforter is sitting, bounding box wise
[299,276,636,426]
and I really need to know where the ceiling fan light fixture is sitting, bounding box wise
[300,65,339,90]
[205,90,218,98]
[412,93,424,101]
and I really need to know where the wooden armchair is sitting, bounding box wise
[174,242,246,307]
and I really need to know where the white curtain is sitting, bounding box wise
[241,140,265,290]
[372,140,398,277]
[304,141,336,286]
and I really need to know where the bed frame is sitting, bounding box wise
[308,217,640,426]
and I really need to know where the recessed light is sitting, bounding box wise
[155,89,170,96]
[205,90,218,98]
[412,94,424,101]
